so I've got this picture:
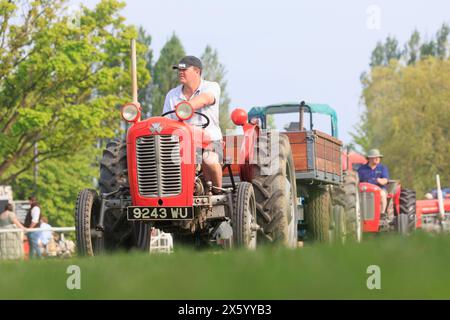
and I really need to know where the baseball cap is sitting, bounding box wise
[172,56,203,70]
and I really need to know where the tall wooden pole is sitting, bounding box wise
[131,39,138,103]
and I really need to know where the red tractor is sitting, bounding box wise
[74,41,301,255]
[74,99,270,254]
[416,183,450,232]
[342,151,417,235]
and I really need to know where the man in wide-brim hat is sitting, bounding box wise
[357,149,390,213]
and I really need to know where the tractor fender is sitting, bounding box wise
[239,123,259,182]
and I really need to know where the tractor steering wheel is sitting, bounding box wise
[161,110,210,129]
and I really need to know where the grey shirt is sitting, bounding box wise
[163,79,222,141]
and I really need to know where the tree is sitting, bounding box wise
[201,45,234,134]
[137,26,153,117]
[436,23,450,59]
[150,34,185,116]
[405,30,421,65]
[369,36,401,67]
[0,0,150,184]
[355,25,450,195]
[384,36,402,63]
[370,42,385,67]
[356,57,450,195]
[11,145,100,226]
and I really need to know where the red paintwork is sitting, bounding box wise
[391,184,401,216]
[342,151,366,171]
[126,117,212,207]
[229,108,260,182]
[231,108,248,126]
[360,182,381,232]
[239,123,259,182]
[121,102,142,123]
[416,199,450,228]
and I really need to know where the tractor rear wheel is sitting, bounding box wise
[232,182,257,249]
[331,171,362,242]
[398,188,416,234]
[304,186,331,242]
[75,189,103,256]
[99,139,142,251]
[252,133,298,247]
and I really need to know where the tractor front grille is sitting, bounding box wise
[359,192,375,220]
[136,135,182,197]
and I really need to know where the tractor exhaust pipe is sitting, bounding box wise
[437,174,445,222]
[131,39,138,103]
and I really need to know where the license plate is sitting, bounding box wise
[127,206,194,221]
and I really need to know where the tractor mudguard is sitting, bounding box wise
[238,123,259,182]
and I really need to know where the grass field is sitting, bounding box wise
[1,231,450,299]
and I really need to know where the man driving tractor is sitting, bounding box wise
[163,55,223,192]
[357,149,390,213]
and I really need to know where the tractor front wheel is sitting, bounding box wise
[232,182,257,249]
[75,189,104,256]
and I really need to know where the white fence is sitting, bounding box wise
[150,228,173,253]
[0,227,76,260]
[0,227,75,234]
[0,227,173,259]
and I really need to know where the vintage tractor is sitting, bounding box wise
[74,41,262,255]
[359,181,416,234]
[341,151,417,234]
[416,177,450,232]
[224,102,360,244]
[75,97,262,255]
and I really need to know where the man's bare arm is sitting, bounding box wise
[377,178,388,186]
[29,221,38,228]
[189,93,215,110]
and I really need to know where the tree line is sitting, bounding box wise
[353,23,450,196]
[0,0,233,226]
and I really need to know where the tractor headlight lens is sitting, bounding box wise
[175,102,194,121]
[121,103,139,122]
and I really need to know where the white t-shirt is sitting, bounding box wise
[39,222,53,245]
[163,79,222,141]
[31,206,40,224]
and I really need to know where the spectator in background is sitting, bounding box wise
[24,196,42,258]
[0,203,27,260]
[38,216,53,256]
[425,188,450,200]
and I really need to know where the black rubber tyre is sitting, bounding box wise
[98,140,143,251]
[75,189,103,256]
[304,186,331,242]
[331,204,346,244]
[232,182,257,249]
[397,188,416,234]
[331,171,363,242]
[252,132,298,246]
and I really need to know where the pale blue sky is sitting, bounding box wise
[76,0,450,144]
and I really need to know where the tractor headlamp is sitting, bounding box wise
[175,101,194,121]
[121,103,140,122]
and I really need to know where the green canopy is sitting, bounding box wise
[247,102,339,138]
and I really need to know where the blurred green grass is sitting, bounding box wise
[1,231,450,299]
